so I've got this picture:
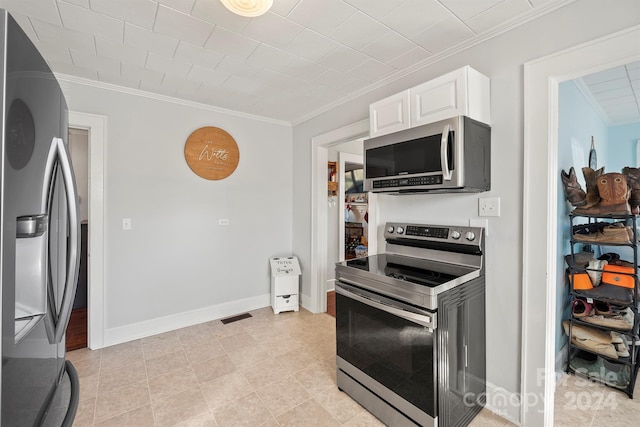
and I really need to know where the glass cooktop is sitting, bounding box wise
[342,253,473,288]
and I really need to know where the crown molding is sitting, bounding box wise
[55,73,292,127]
[291,0,578,126]
[572,77,612,126]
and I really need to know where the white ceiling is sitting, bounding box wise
[1,0,577,124]
[576,62,640,125]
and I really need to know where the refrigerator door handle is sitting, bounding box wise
[44,137,81,344]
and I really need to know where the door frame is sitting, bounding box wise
[310,119,370,313]
[69,111,106,349]
[522,25,640,426]
[338,151,364,262]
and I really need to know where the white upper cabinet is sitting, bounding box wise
[369,66,490,138]
[368,90,410,138]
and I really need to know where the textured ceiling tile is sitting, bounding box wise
[31,19,96,52]
[270,0,303,17]
[281,58,328,81]
[89,0,157,30]
[589,77,631,94]
[223,74,266,95]
[329,12,389,51]
[204,27,260,59]
[317,45,370,73]
[284,29,340,62]
[360,31,416,63]
[125,23,179,56]
[58,1,124,41]
[246,44,297,71]
[215,56,260,78]
[186,64,230,86]
[342,0,407,20]
[582,67,626,85]
[626,61,640,71]
[61,0,89,7]
[438,0,504,21]
[1,0,62,26]
[241,11,304,48]
[10,14,39,40]
[97,71,140,88]
[287,0,356,36]
[32,40,73,64]
[96,37,148,67]
[70,48,121,74]
[156,0,196,14]
[380,0,460,39]
[146,51,192,77]
[312,68,367,91]
[121,62,164,85]
[154,5,213,47]
[592,87,634,101]
[412,16,474,52]
[159,73,202,94]
[386,46,432,69]
[190,0,250,33]
[349,58,395,82]
[50,60,98,79]
[174,41,224,69]
[466,0,532,34]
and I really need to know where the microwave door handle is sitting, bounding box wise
[440,124,452,181]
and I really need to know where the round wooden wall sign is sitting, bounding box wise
[184,126,240,180]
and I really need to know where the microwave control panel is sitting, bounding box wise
[372,175,443,189]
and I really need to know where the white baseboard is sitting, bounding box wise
[483,382,522,426]
[104,293,270,347]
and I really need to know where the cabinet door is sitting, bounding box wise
[369,90,410,138]
[411,67,467,127]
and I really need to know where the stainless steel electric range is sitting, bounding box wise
[335,222,486,427]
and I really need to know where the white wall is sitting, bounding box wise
[60,81,293,343]
[292,0,640,421]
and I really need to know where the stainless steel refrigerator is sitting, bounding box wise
[0,10,81,426]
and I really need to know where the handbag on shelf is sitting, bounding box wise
[601,264,635,289]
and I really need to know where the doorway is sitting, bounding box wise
[66,128,89,351]
[68,111,106,350]
[522,26,640,426]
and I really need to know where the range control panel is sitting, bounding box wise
[384,222,484,244]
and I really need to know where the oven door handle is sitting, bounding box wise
[336,285,436,329]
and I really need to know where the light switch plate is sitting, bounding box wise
[218,219,230,226]
[122,218,132,230]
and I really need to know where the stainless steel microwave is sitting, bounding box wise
[364,116,490,194]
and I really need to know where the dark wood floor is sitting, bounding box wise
[66,308,87,351]
[327,290,335,317]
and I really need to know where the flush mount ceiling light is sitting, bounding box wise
[219,0,273,17]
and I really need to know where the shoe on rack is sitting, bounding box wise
[594,300,612,315]
[582,307,634,330]
[561,167,587,206]
[570,355,631,389]
[572,299,593,317]
[572,167,604,214]
[613,341,630,358]
[623,166,640,214]
[574,283,634,306]
[573,223,632,244]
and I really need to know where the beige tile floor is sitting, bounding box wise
[68,306,637,426]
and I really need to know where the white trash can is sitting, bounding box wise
[269,256,301,314]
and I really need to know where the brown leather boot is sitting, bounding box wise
[572,167,604,214]
[561,167,586,206]
[622,167,640,214]
[594,173,630,215]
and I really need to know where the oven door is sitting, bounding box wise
[336,281,437,425]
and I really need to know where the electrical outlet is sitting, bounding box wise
[479,197,500,217]
[218,219,230,226]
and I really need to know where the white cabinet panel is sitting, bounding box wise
[369,90,410,138]
[368,66,490,138]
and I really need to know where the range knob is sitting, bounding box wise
[387,226,395,233]
[465,231,476,241]
[451,230,461,240]
[396,227,405,234]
